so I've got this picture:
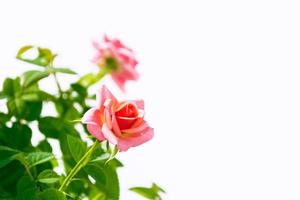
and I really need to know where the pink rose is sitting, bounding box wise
[82,85,154,151]
[93,35,139,91]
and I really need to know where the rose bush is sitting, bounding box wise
[0,36,164,200]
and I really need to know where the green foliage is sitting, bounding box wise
[26,152,55,168]
[67,135,87,162]
[0,45,162,200]
[130,183,166,200]
[17,176,38,200]
[37,169,60,184]
[16,46,54,67]
[37,188,66,200]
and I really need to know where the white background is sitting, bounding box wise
[1,0,300,199]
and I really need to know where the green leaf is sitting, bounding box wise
[17,176,37,200]
[90,153,110,163]
[0,160,25,195]
[16,46,54,67]
[0,113,10,124]
[3,77,21,97]
[0,148,22,168]
[49,67,77,75]
[71,83,87,97]
[130,183,165,200]
[37,140,53,152]
[37,188,66,200]
[105,145,119,165]
[38,117,78,139]
[20,93,39,101]
[22,70,50,88]
[38,117,62,138]
[26,152,54,168]
[78,69,109,88]
[67,135,87,162]
[78,73,95,87]
[7,97,26,117]
[21,91,55,102]
[0,91,5,99]
[102,163,120,200]
[85,163,107,186]
[2,78,14,97]
[0,145,21,153]
[37,169,60,184]
[23,101,43,121]
[5,123,32,151]
[130,187,157,199]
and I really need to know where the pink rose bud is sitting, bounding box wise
[93,35,139,91]
[82,85,153,151]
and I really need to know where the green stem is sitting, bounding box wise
[78,68,110,88]
[53,72,63,96]
[25,165,34,180]
[59,141,99,191]
[47,60,63,97]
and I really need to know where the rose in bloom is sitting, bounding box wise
[93,35,139,91]
[82,85,154,151]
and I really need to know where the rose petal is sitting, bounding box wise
[111,113,122,137]
[81,108,105,140]
[115,102,139,118]
[122,121,149,135]
[87,124,105,141]
[96,85,119,110]
[111,76,126,91]
[102,123,118,145]
[129,117,144,128]
[131,100,144,110]
[116,116,138,130]
[81,108,101,125]
[117,127,154,152]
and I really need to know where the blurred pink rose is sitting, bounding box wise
[93,35,139,91]
[82,85,153,151]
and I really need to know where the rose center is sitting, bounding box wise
[115,102,139,130]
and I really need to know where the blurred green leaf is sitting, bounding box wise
[37,188,66,200]
[71,83,87,97]
[38,117,62,138]
[16,46,54,67]
[54,98,81,120]
[37,140,53,153]
[4,123,32,151]
[0,91,5,99]
[7,97,26,117]
[0,160,25,195]
[105,145,118,165]
[3,77,21,97]
[0,145,21,153]
[22,70,50,88]
[49,67,77,75]
[85,163,106,186]
[26,152,54,168]
[0,146,22,168]
[0,113,10,124]
[16,176,37,200]
[102,163,120,200]
[37,169,60,184]
[39,117,78,139]
[78,73,95,87]
[23,101,43,121]
[130,183,165,200]
[90,153,110,163]
[21,91,55,102]
[67,135,87,162]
